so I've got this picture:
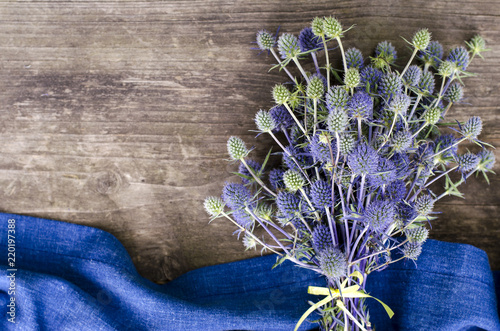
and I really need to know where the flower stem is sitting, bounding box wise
[241,158,277,197]
[270,48,295,82]
[400,48,418,78]
[336,36,348,73]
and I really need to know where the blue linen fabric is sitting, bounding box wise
[0,213,498,331]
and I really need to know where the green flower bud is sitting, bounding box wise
[339,133,356,155]
[256,30,276,51]
[423,107,441,125]
[402,242,422,260]
[311,17,325,37]
[406,227,429,243]
[227,136,249,160]
[204,196,225,217]
[283,170,305,192]
[344,67,360,89]
[412,28,431,50]
[243,234,257,250]
[306,76,325,99]
[327,108,350,133]
[323,16,343,39]
[438,60,454,77]
[255,109,276,132]
[272,84,291,105]
[467,35,487,57]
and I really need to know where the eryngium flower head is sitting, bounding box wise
[283,145,308,172]
[345,47,364,69]
[363,199,395,232]
[238,159,261,184]
[360,66,383,93]
[277,33,300,59]
[327,108,350,133]
[374,41,397,66]
[406,227,429,244]
[255,109,277,132]
[269,168,285,190]
[323,16,343,38]
[309,134,335,163]
[467,35,487,57]
[415,194,434,216]
[232,209,254,229]
[444,82,464,103]
[423,107,442,125]
[269,105,294,131]
[434,134,458,162]
[348,142,379,175]
[392,130,413,152]
[204,196,224,217]
[386,180,407,202]
[256,30,276,51]
[307,75,325,99]
[388,93,411,115]
[395,202,418,228]
[339,133,357,156]
[378,72,403,101]
[298,27,322,52]
[477,149,496,171]
[344,67,360,88]
[242,234,257,250]
[283,170,305,192]
[461,116,482,141]
[412,28,431,50]
[312,225,333,253]
[276,191,301,218]
[456,152,480,173]
[347,91,373,120]
[447,46,470,71]
[317,247,348,281]
[222,183,252,209]
[311,17,325,36]
[272,84,291,105]
[326,86,350,111]
[402,242,422,260]
[438,60,454,77]
[402,65,422,87]
[418,71,435,95]
[310,180,333,209]
[368,158,397,188]
[418,40,444,67]
[227,136,249,160]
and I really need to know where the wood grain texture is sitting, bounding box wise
[0,0,498,283]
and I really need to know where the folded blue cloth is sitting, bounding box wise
[0,213,498,330]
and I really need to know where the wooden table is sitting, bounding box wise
[0,0,498,283]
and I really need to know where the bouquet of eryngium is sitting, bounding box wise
[204,16,494,330]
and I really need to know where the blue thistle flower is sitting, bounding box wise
[387,93,411,116]
[345,47,364,69]
[444,82,464,103]
[418,40,444,67]
[283,145,307,172]
[378,72,403,101]
[269,168,285,190]
[291,218,309,238]
[406,227,429,244]
[232,209,254,229]
[277,33,301,59]
[276,191,302,218]
[402,242,422,260]
[418,71,435,95]
[402,65,422,87]
[360,66,383,93]
[311,224,333,253]
[447,46,470,71]
[386,180,407,202]
[391,130,413,153]
[256,30,276,51]
[347,142,380,175]
[317,247,348,281]
[347,91,373,121]
[269,105,294,131]
[374,41,397,65]
[298,27,322,52]
[363,199,395,232]
[395,202,418,227]
[368,157,397,188]
[310,180,333,209]
[415,194,434,216]
[391,152,411,178]
[238,159,262,184]
[326,86,350,111]
[309,134,335,163]
[477,150,496,171]
[461,116,482,141]
[222,183,252,210]
[435,134,458,159]
[456,152,480,173]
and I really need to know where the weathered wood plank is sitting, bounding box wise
[0,0,499,283]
